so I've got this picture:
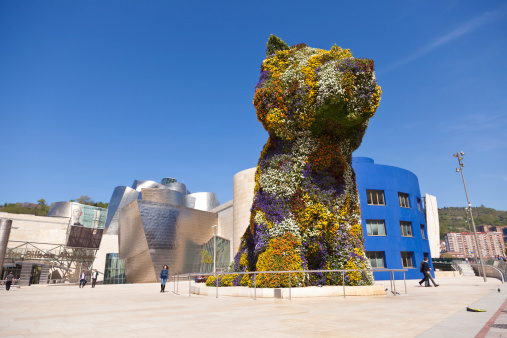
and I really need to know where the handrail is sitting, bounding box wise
[470,264,505,283]
[173,268,408,300]
[451,260,463,275]
[490,266,506,283]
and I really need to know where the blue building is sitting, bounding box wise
[353,157,433,280]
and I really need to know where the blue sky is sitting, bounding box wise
[1,1,506,211]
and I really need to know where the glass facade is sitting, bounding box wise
[199,236,231,273]
[103,253,126,284]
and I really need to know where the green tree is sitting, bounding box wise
[76,195,93,205]
[37,199,47,207]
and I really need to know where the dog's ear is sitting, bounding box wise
[266,35,289,57]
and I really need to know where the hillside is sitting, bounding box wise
[439,206,507,240]
[0,196,108,217]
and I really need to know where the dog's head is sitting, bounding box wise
[254,36,381,149]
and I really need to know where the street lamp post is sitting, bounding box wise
[465,212,478,263]
[212,225,217,274]
[453,151,487,282]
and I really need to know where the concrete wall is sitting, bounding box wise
[0,212,69,249]
[91,233,119,282]
[232,167,256,258]
[211,200,234,263]
[425,194,440,258]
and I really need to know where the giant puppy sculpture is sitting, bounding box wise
[235,36,382,287]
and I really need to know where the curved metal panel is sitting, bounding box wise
[0,218,13,272]
[47,201,73,218]
[140,188,186,206]
[180,195,196,209]
[118,200,218,282]
[131,180,163,191]
[105,186,140,235]
[188,192,220,211]
[162,182,190,195]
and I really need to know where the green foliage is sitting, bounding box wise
[0,197,109,216]
[74,195,108,208]
[76,195,92,205]
[439,206,507,240]
[0,202,49,216]
[266,35,289,57]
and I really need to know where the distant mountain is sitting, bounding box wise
[438,206,507,240]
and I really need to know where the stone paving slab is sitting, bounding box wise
[0,276,504,337]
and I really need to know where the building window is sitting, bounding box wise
[400,221,413,237]
[367,251,385,268]
[420,224,426,239]
[401,251,414,268]
[417,198,422,212]
[366,190,385,205]
[399,193,410,208]
[366,220,386,236]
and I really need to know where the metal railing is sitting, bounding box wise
[470,263,505,283]
[451,260,463,275]
[0,279,20,289]
[172,268,408,300]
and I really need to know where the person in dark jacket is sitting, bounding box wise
[4,271,14,291]
[420,257,439,287]
[160,265,169,293]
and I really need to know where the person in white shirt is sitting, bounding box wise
[91,270,98,288]
[79,270,87,288]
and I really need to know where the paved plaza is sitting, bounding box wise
[1,275,506,337]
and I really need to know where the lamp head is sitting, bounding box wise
[453,154,458,158]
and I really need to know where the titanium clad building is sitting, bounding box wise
[118,200,218,283]
[107,177,224,283]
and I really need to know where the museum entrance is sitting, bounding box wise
[30,264,42,285]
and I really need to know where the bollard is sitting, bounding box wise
[289,272,291,300]
[342,271,345,298]
[254,273,257,300]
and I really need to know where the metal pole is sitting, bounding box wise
[393,271,397,296]
[389,271,393,294]
[254,273,257,300]
[189,275,191,297]
[465,212,478,263]
[213,225,217,274]
[403,271,407,294]
[289,272,291,301]
[342,271,345,298]
[454,152,487,282]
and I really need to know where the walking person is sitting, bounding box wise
[421,257,439,287]
[4,271,14,291]
[160,265,169,293]
[418,261,427,286]
[79,270,87,288]
[91,269,98,288]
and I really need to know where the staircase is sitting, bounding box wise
[458,263,476,276]
[18,263,32,286]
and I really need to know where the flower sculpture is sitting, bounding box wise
[212,36,381,288]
